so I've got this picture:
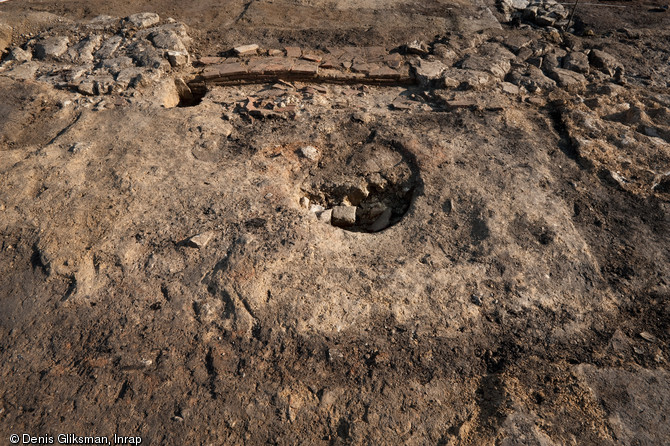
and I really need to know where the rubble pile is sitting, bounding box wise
[560,88,670,195]
[0,12,191,96]
[0,10,639,107]
[498,0,571,29]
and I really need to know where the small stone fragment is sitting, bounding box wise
[405,40,429,56]
[5,62,38,80]
[174,78,193,103]
[0,23,12,54]
[126,12,160,29]
[128,41,167,69]
[167,50,190,67]
[310,204,325,214]
[153,77,180,108]
[7,47,32,63]
[589,49,622,76]
[100,56,134,72]
[535,14,555,27]
[68,35,102,64]
[500,0,530,13]
[413,59,448,86]
[603,170,628,189]
[501,82,520,94]
[318,209,332,223]
[640,332,658,343]
[69,142,91,154]
[299,145,319,161]
[234,44,259,56]
[77,80,97,96]
[599,83,624,97]
[369,208,392,232]
[549,52,567,70]
[149,29,187,52]
[613,66,626,84]
[526,65,557,91]
[88,15,119,28]
[202,62,248,79]
[442,75,460,88]
[522,6,539,21]
[503,34,533,54]
[95,35,123,59]
[441,67,493,90]
[299,197,310,209]
[34,36,70,60]
[184,232,213,249]
[443,199,453,214]
[562,51,590,74]
[460,44,514,80]
[116,67,146,89]
[432,44,457,63]
[347,185,369,206]
[331,206,357,227]
[515,47,534,63]
[444,99,477,110]
[93,76,116,95]
[548,68,587,89]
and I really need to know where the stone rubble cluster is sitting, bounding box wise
[0,9,629,106]
[302,192,397,233]
[0,12,191,96]
[498,0,571,29]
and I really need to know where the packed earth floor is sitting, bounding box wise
[0,0,669,444]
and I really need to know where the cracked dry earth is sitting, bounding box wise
[0,0,669,445]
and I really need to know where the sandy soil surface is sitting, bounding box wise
[0,0,669,445]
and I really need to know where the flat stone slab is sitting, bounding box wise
[248,57,294,74]
[290,60,319,76]
[234,44,259,56]
[202,62,248,79]
[194,46,414,86]
[34,36,70,60]
[126,12,160,29]
[285,46,301,58]
[199,56,227,65]
[368,66,406,79]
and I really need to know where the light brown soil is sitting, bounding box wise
[0,1,668,445]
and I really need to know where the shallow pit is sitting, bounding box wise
[300,139,420,232]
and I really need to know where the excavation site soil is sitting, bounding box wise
[0,0,669,444]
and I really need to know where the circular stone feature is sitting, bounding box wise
[301,139,420,232]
